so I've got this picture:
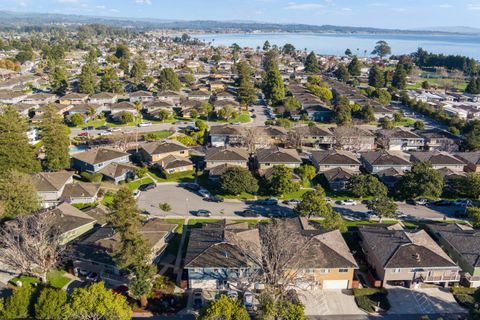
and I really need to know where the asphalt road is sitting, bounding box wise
[136,183,464,221]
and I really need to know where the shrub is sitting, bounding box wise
[159,203,171,212]
[451,287,477,295]
[353,288,390,313]
[454,294,476,309]
[81,172,103,183]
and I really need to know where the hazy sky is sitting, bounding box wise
[3,0,480,29]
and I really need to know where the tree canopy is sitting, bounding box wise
[0,170,40,218]
[199,295,250,320]
[220,167,259,195]
[397,161,444,199]
[267,166,299,196]
[41,105,70,171]
[262,59,285,105]
[158,68,181,91]
[304,51,319,73]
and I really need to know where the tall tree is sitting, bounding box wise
[100,67,123,93]
[335,64,350,82]
[334,96,352,125]
[367,196,398,219]
[304,51,319,73]
[392,64,407,89]
[397,161,444,199]
[267,166,299,196]
[158,68,181,91]
[69,282,132,320]
[114,43,130,59]
[0,106,40,174]
[199,295,250,320]
[1,284,34,319]
[348,56,362,77]
[49,65,68,95]
[220,167,259,195]
[34,288,69,320]
[41,105,70,171]
[349,174,387,198]
[130,58,147,84]
[368,65,385,88]
[296,187,332,218]
[0,170,40,218]
[78,63,96,94]
[236,61,257,106]
[371,40,391,59]
[262,59,285,105]
[263,40,271,51]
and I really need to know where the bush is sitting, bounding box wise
[454,294,476,309]
[159,203,171,212]
[353,288,390,313]
[81,172,103,183]
[451,287,477,295]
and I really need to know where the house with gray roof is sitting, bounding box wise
[209,125,245,147]
[311,150,360,173]
[377,128,424,151]
[204,147,250,180]
[322,167,355,191]
[454,152,480,173]
[358,224,460,288]
[360,151,412,174]
[255,146,302,170]
[32,171,74,208]
[427,223,480,287]
[409,151,466,172]
[71,148,130,173]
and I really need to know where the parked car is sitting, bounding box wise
[240,210,259,217]
[82,126,94,130]
[193,289,203,310]
[108,127,121,132]
[139,183,156,191]
[96,125,109,130]
[138,121,152,127]
[204,196,224,203]
[262,198,278,205]
[86,272,99,282]
[283,199,300,205]
[141,210,151,216]
[132,189,141,199]
[244,291,254,311]
[230,122,241,125]
[78,132,89,137]
[339,199,357,206]
[227,290,238,300]
[454,199,472,207]
[181,182,200,191]
[98,131,112,136]
[198,189,211,198]
[251,114,257,118]
[194,209,211,217]
[432,199,453,206]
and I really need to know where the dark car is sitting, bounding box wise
[432,199,453,206]
[181,182,200,191]
[139,183,156,191]
[204,196,224,203]
[96,125,109,130]
[82,126,94,130]
[194,209,211,217]
[240,210,259,217]
[193,289,203,310]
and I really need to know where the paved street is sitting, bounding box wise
[137,183,466,222]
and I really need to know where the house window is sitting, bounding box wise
[393,268,401,273]
[320,268,329,274]
[194,268,202,273]
[339,268,348,273]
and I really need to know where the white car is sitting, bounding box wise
[227,290,238,300]
[108,127,122,132]
[132,189,141,199]
[339,199,357,206]
[198,188,211,198]
[138,121,152,127]
[98,131,112,136]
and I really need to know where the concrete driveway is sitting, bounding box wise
[387,286,466,315]
[136,183,294,218]
[298,289,365,317]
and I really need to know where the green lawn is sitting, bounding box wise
[406,77,468,91]
[206,112,251,124]
[144,130,173,141]
[10,270,71,289]
[149,170,196,183]
[102,194,114,206]
[393,117,416,127]
[127,177,154,191]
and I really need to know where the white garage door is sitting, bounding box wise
[323,280,349,289]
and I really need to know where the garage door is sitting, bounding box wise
[323,280,349,289]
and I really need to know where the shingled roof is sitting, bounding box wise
[256,146,301,164]
[409,151,465,166]
[205,147,249,162]
[72,148,129,165]
[32,171,73,192]
[140,140,189,156]
[311,150,360,165]
[361,151,411,166]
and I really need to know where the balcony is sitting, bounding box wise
[422,274,460,282]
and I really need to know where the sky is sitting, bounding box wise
[2,0,480,29]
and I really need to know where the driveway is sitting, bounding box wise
[298,289,365,317]
[136,183,294,218]
[387,286,467,316]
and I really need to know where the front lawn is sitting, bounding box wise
[149,169,196,183]
[353,288,390,313]
[10,270,71,289]
[127,177,154,191]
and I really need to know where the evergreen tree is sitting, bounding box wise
[397,161,444,199]
[236,61,256,106]
[334,96,352,125]
[220,167,259,195]
[158,68,181,91]
[296,187,332,218]
[335,64,350,82]
[130,58,147,84]
[348,56,362,77]
[100,67,123,93]
[41,105,70,171]
[0,170,40,218]
[392,64,407,89]
[262,59,285,104]
[371,40,391,59]
[78,63,96,94]
[34,288,69,320]
[268,166,299,196]
[0,106,40,174]
[199,295,250,320]
[360,104,376,123]
[1,285,34,319]
[368,65,385,88]
[49,65,68,95]
[465,77,480,94]
[263,40,271,51]
[304,51,319,73]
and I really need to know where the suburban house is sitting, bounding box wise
[23,93,57,105]
[377,128,425,151]
[129,90,154,103]
[331,126,375,152]
[360,151,412,174]
[61,183,101,204]
[427,223,480,288]
[282,218,359,290]
[293,126,335,150]
[138,140,189,163]
[32,171,74,208]
[417,129,460,152]
[375,168,404,189]
[0,91,28,104]
[209,125,245,147]
[204,147,250,180]
[67,219,176,284]
[358,224,460,288]
[311,150,361,172]
[157,91,182,105]
[59,93,89,105]
[255,147,302,170]
[184,220,261,290]
[49,203,97,245]
[322,167,355,192]
[89,92,117,105]
[108,102,138,121]
[98,162,137,184]
[71,148,130,173]
[454,152,480,172]
[409,151,466,172]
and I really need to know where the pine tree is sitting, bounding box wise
[466,77,480,94]
[78,63,96,94]
[304,51,319,73]
[348,56,362,77]
[0,170,40,218]
[158,68,181,91]
[335,64,350,82]
[236,61,256,106]
[100,67,123,93]
[41,105,70,171]
[130,58,147,84]
[0,106,40,174]
[368,65,385,88]
[392,64,407,89]
[262,59,285,104]
[49,65,68,95]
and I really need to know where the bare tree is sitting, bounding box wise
[244,127,260,153]
[0,213,63,284]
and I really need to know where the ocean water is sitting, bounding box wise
[195,33,480,59]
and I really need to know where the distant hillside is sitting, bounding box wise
[416,26,480,34]
[0,11,478,35]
